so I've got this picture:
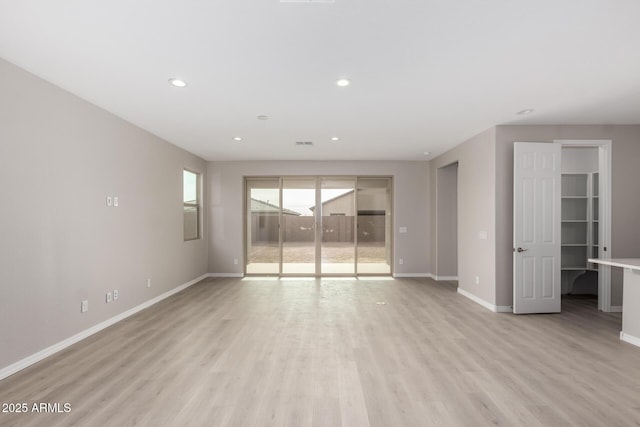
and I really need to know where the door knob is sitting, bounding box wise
[516,247,528,253]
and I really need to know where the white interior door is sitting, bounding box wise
[513,142,562,313]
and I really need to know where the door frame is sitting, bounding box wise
[554,140,612,312]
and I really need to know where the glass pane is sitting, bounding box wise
[282,178,316,274]
[357,177,391,274]
[246,179,281,274]
[321,178,355,274]
[183,206,199,240]
[183,170,198,203]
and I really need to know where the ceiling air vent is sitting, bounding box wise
[295,141,314,146]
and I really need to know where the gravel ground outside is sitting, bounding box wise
[248,241,387,263]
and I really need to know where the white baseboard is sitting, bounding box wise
[457,288,512,313]
[433,275,458,281]
[395,273,458,281]
[610,306,623,313]
[0,273,209,382]
[393,273,432,278]
[207,273,244,278]
[620,331,640,348]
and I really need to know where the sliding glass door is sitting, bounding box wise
[357,177,392,274]
[246,178,281,274]
[282,178,317,275]
[320,178,356,274]
[245,176,392,276]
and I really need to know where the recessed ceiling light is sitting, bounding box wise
[257,115,269,120]
[331,137,339,141]
[517,108,534,115]
[336,78,350,87]
[233,137,242,141]
[168,78,187,88]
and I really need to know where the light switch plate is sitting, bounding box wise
[106,196,112,207]
[113,196,119,207]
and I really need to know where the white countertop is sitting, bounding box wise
[588,258,640,271]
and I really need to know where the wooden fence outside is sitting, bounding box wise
[250,214,386,243]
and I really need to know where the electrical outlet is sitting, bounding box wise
[475,276,480,285]
[106,292,113,303]
[113,289,119,300]
[233,258,238,265]
[399,258,404,265]
[113,196,119,207]
[146,278,151,288]
[81,300,89,313]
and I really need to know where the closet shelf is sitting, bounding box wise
[561,171,599,294]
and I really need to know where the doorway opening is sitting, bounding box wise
[558,140,612,312]
[436,162,458,281]
[245,176,393,276]
[512,140,612,314]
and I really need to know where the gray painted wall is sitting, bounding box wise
[206,161,430,275]
[0,58,208,370]
[495,125,640,307]
[429,128,496,304]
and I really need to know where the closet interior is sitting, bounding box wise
[561,147,599,297]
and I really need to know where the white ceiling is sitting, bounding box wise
[1,0,640,161]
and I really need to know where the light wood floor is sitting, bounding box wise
[1,277,639,427]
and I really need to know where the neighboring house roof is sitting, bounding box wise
[251,198,301,216]
[309,190,354,212]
